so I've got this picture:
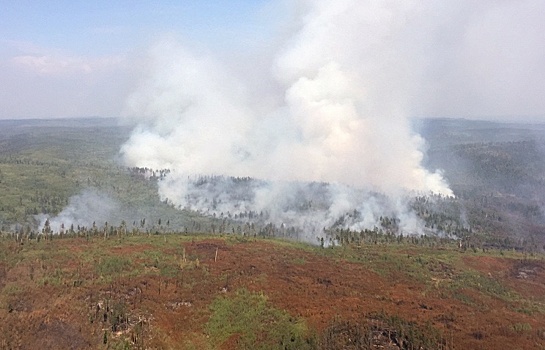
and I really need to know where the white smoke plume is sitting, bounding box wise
[38,189,119,234]
[120,1,459,241]
[156,175,429,242]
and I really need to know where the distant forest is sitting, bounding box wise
[1,117,545,251]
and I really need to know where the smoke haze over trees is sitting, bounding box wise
[119,2,464,236]
[2,1,545,246]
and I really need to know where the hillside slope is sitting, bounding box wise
[1,234,545,349]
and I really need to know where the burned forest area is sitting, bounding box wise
[1,117,545,349]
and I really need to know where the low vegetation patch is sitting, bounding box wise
[206,289,314,350]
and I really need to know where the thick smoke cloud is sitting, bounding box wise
[121,0,545,239]
[121,1,451,192]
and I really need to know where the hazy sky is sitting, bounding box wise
[1,0,544,121]
[0,1,276,119]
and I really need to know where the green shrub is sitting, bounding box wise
[206,289,314,350]
[96,256,131,277]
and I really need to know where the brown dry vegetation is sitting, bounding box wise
[1,234,545,349]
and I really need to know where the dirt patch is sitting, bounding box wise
[26,319,92,350]
[0,263,7,290]
[108,243,154,255]
[464,255,545,301]
[184,239,229,262]
[512,259,545,280]
[463,255,512,277]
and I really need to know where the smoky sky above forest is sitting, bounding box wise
[0,0,544,122]
[121,1,462,197]
[118,0,545,193]
[29,0,545,239]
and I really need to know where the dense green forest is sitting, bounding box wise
[0,118,209,233]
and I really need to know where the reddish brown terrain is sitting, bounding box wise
[1,235,545,349]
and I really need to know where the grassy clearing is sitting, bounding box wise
[448,270,514,301]
[206,289,313,350]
